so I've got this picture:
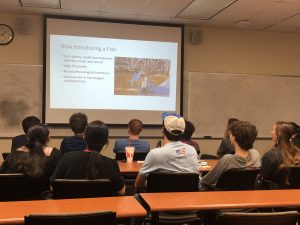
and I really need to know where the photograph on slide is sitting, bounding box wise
[114,57,170,97]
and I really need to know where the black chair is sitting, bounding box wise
[145,172,201,224]
[271,166,300,189]
[0,173,37,201]
[115,151,148,161]
[24,211,116,225]
[2,152,10,160]
[215,168,260,191]
[216,210,298,225]
[52,179,114,199]
[147,172,199,193]
[200,154,218,160]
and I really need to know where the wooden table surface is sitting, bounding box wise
[140,189,300,212]
[0,196,146,224]
[118,159,218,174]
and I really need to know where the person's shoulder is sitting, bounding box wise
[115,139,128,146]
[220,153,235,162]
[51,147,62,156]
[263,147,279,157]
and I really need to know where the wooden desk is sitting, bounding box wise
[140,189,300,212]
[118,161,143,174]
[0,196,146,225]
[118,159,218,174]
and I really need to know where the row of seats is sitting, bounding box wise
[2,167,300,201]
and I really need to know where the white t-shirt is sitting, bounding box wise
[139,141,199,178]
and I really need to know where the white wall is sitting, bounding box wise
[3,13,299,158]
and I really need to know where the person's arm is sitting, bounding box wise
[117,185,126,195]
[111,160,126,195]
[201,159,226,188]
[135,173,147,190]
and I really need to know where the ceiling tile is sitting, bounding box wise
[277,13,300,26]
[102,0,147,14]
[140,0,193,17]
[136,14,173,23]
[178,0,237,19]
[23,6,61,15]
[61,0,104,11]
[0,0,20,5]
[0,4,22,14]
[213,0,277,22]
[21,0,60,8]
[61,9,101,18]
[265,24,298,32]
[250,1,300,25]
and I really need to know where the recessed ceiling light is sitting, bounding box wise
[235,20,251,28]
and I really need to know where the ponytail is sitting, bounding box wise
[86,151,102,179]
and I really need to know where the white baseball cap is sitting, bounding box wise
[163,115,185,136]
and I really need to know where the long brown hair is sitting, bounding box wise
[274,121,300,167]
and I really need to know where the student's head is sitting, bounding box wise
[69,112,88,134]
[182,120,196,140]
[290,122,300,149]
[84,120,108,152]
[162,113,185,141]
[228,121,257,150]
[271,121,294,147]
[22,116,40,134]
[128,119,143,136]
[22,124,49,178]
[224,118,239,138]
[27,124,50,149]
[272,121,300,166]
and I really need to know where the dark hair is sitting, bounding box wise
[69,112,88,134]
[85,120,109,179]
[182,120,195,140]
[128,119,143,135]
[228,121,257,150]
[14,124,48,178]
[290,122,300,137]
[224,118,239,138]
[274,121,300,166]
[163,127,182,141]
[22,116,40,134]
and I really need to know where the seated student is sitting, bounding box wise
[60,112,87,154]
[290,122,300,149]
[11,116,40,152]
[1,124,61,198]
[216,118,239,158]
[258,121,300,188]
[52,121,125,195]
[135,114,199,190]
[113,119,150,153]
[181,120,200,155]
[201,121,260,189]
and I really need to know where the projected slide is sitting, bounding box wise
[50,35,177,111]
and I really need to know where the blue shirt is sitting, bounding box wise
[113,139,150,153]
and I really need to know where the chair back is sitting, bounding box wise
[0,173,36,201]
[147,172,199,193]
[215,168,260,191]
[115,151,148,161]
[24,211,116,225]
[216,211,298,225]
[52,179,114,199]
[272,166,300,189]
[200,154,218,160]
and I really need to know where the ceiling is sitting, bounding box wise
[1,0,300,33]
